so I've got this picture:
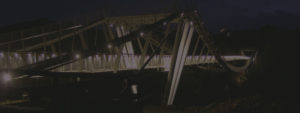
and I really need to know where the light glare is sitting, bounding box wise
[107,44,112,49]
[140,32,144,37]
[163,22,167,26]
[75,54,80,59]
[2,73,12,83]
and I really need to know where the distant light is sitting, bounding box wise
[27,53,32,58]
[40,53,45,58]
[131,84,138,94]
[180,12,184,17]
[139,32,144,37]
[194,10,198,13]
[109,24,114,27]
[163,22,167,26]
[14,53,19,58]
[22,93,29,97]
[75,54,80,59]
[107,44,113,49]
[190,21,194,25]
[51,53,57,58]
[2,72,12,83]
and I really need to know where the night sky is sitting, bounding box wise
[1,0,300,31]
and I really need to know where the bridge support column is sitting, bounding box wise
[164,20,194,106]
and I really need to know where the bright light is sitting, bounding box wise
[140,32,144,37]
[163,22,167,26]
[107,44,113,49]
[75,54,80,59]
[2,73,12,83]
[131,84,138,94]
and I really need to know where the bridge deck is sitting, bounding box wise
[0,52,250,73]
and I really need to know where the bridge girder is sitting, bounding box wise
[0,11,258,106]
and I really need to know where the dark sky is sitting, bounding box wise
[1,0,300,31]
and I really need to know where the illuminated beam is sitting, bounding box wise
[168,21,194,105]
[170,24,194,105]
[162,19,183,105]
[168,20,190,99]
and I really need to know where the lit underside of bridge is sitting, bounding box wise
[0,11,257,106]
[0,53,251,72]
